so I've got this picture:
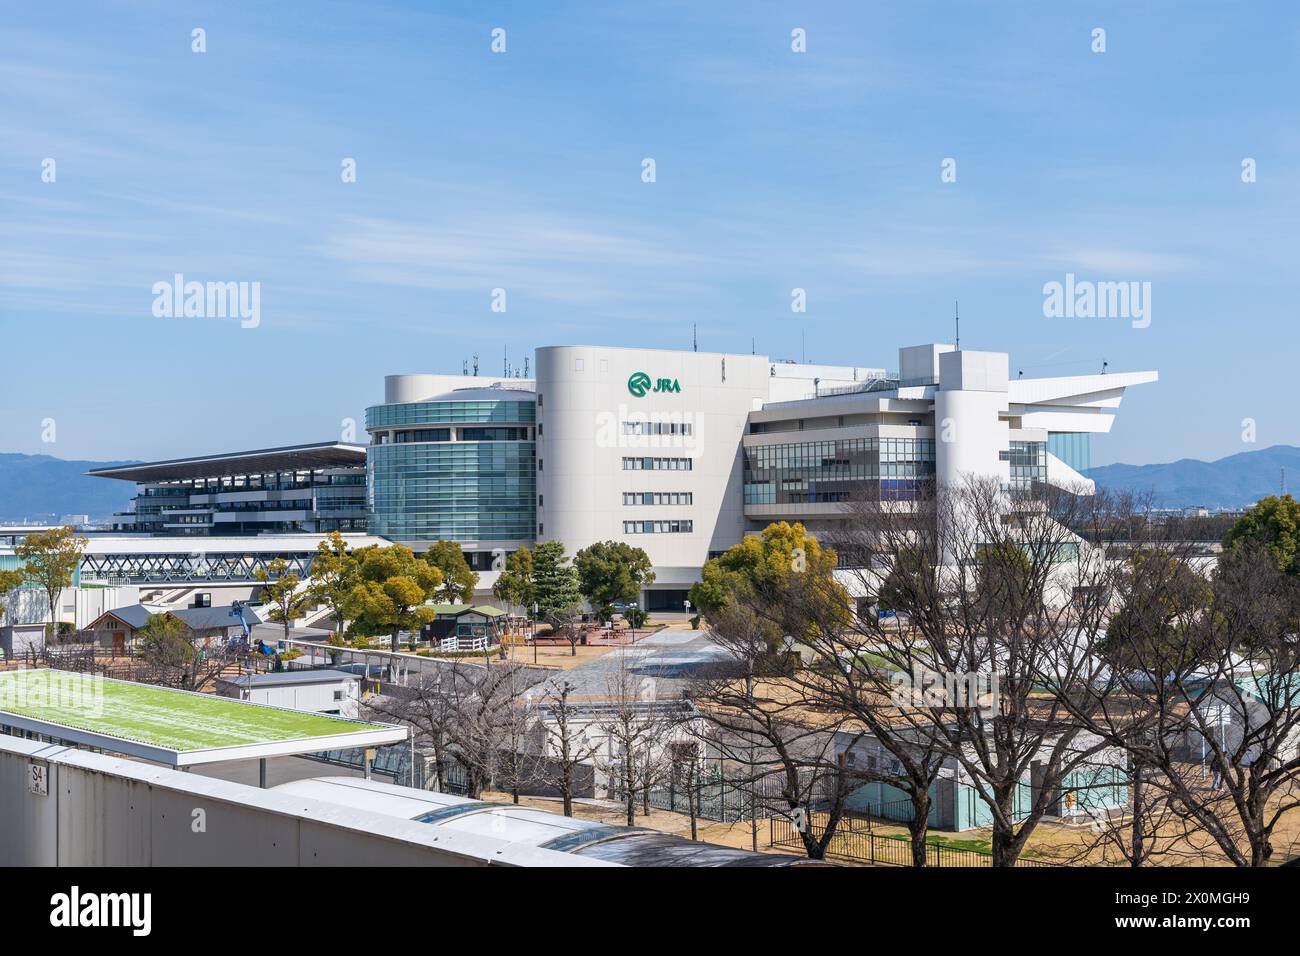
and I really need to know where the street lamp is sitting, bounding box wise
[629,601,638,643]
[532,602,539,664]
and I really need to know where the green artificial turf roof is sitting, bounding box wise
[0,669,389,753]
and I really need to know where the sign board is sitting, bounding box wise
[28,762,48,797]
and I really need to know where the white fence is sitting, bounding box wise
[440,635,489,653]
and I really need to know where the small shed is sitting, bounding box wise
[420,604,507,648]
[215,669,362,718]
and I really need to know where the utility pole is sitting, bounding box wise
[954,300,960,350]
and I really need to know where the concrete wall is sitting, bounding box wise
[0,735,610,867]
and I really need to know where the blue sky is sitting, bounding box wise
[2,1,1297,466]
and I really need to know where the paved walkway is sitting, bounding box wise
[549,629,728,698]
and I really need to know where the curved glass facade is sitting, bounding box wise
[366,395,536,543]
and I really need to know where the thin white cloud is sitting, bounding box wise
[319,214,710,305]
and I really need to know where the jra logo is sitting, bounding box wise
[628,372,681,397]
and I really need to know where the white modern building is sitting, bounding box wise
[364,342,1154,611]
[53,340,1154,616]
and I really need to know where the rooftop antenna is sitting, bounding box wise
[523,355,530,378]
[462,358,468,376]
[472,353,479,377]
[1018,369,1023,378]
[751,336,755,355]
[954,300,960,350]
[693,323,697,353]
[1102,359,1108,375]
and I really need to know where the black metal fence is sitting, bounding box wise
[642,774,757,822]
[770,815,1058,867]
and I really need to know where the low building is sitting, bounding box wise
[421,604,508,648]
[1171,675,1300,766]
[84,602,249,653]
[216,670,362,718]
[835,726,1128,831]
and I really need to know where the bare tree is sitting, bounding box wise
[494,683,542,804]
[756,572,956,866]
[538,678,601,816]
[593,655,677,826]
[688,597,866,860]
[667,736,707,840]
[1069,542,1300,866]
[821,478,1132,866]
[364,666,459,792]
[366,660,541,799]
[131,614,239,692]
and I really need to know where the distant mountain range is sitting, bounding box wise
[0,444,1294,524]
[0,453,138,523]
[1086,444,1300,511]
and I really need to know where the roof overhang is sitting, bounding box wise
[88,442,368,483]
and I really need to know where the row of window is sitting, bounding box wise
[391,428,451,443]
[743,438,937,505]
[366,400,536,428]
[622,492,693,506]
[382,426,533,444]
[145,473,365,493]
[622,457,693,471]
[623,520,694,534]
[622,421,693,436]
[744,478,933,505]
[745,437,937,471]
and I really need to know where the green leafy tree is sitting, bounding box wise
[876,545,938,616]
[255,557,313,642]
[531,540,581,620]
[0,569,26,638]
[1223,495,1300,574]
[308,531,360,638]
[423,540,480,604]
[14,526,86,640]
[346,544,443,652]
[574,540,656,619]
[973,542,1035,619]
[492,546,536,614]
[688,522,844,646]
